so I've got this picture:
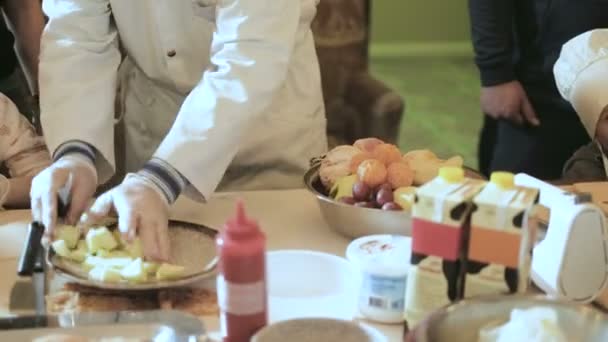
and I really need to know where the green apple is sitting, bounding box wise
[120,258,147,283]
[56,225,80,249]
[330,174,357,200]
[51,240,71,258]
[156,263,185,281]
[89,266,122,283]
[124,238,143,259]
[86,227,118,253]
[143,262,160,274]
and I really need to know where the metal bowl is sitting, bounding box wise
[303,162,485,239]
[405,295,608,342]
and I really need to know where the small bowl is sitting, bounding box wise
[267,250,358,322]
[405,295,608,342]
[304,163,485,239]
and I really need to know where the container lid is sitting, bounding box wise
[438,166,464,184]
[224,200,261,238]
[490,171,515,190]
[346,235,411,271]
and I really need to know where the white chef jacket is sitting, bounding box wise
[39,0,327,200]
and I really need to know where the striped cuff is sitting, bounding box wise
[53,141,96,164]
[137,158,188,204]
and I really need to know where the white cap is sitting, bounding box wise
[554,29,608,138]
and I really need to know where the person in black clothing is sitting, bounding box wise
[469,0,608,180]
[0,0,44,121]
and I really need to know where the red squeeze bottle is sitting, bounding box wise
[216,200,267,342]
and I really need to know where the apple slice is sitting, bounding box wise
[156,263,185,281]
[76,240,88,253]
[97,250,131,258]
[143,262,160,274]
[86,227,118,254]
[120,258,147,283]
[124,238,143,259]
[83,256,132,271]
[112,229,124,247]
[67,249,87,263]
[89,266,122,283]
[51,240,71,258]
[56,225,81,249]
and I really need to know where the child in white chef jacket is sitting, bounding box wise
[554,29,608,181]
[0,92,50,208]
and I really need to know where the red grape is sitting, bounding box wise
[382,202,403,211]
[338,196,356,205]
[376,186,394,206]
[352,181,372,201]
[354,201,375,209]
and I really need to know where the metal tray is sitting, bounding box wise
[0,310,205,341]
[47,220,218,291]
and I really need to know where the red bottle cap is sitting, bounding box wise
[224,200,260,239]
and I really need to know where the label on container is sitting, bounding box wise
[360,272,407,312]
[217,275,266,315]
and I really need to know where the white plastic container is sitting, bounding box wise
[266,250,358,322]
[346,235,412,324]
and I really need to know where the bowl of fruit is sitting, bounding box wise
[304,138,484,239]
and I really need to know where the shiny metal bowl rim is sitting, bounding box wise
[408,294,608,339]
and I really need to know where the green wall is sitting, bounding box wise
[370,1,472,44]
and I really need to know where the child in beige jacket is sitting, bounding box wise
[0,92,50,208]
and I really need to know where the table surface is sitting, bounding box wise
[0,189,404,341]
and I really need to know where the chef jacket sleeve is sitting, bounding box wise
[38,0,121,184]
[152,0,300,201]
[469,0,516,86]
[554,29,608,139]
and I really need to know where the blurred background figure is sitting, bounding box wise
[0,0,45,128]
[469,0,608,180]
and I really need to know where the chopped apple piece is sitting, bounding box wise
[51,240,71,258]
[143,262,159,274]
[84,256,132,271]
[86,227,118,253]
[76,240,88,253]
[89,266,122,283]
[97,250,130,258]
[124,238,143,259]
[112,229,124,247]
[56,225,80,249]
[156,263,185,281]
[67,249,87,263]
[120,258,147,283]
